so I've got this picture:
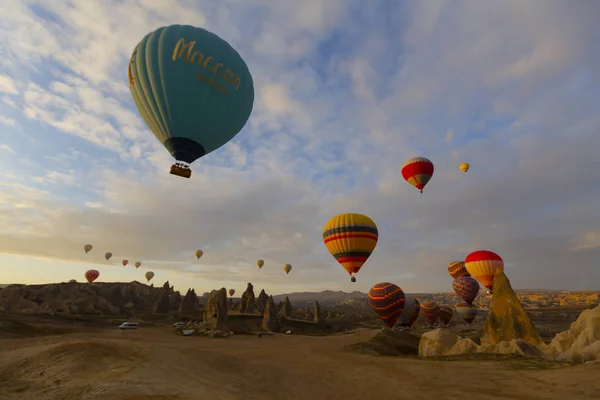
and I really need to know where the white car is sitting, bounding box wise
[173,322,185,328]
[118,322,139,330]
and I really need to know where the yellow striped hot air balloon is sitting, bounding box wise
[323,213,378,282]
[84,244,93,253]
[257,259,264,269]
[195,250,203,259]
[459,163,470,172]
[283,264,292,274]
[135,261,142,268]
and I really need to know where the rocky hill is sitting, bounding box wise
[0,281,201,318]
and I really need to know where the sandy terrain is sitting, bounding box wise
[0,323,598,400]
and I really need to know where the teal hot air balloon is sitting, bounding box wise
[128,25,255,178]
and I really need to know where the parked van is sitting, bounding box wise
[118,322,139,330]
[173,322,185,328]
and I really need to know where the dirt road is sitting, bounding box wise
[0,326,598,400]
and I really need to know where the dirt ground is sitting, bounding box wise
[0,320,598,400]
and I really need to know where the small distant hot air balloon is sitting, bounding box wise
[368,282,406,328]
[448,261,470,279]
[464,250,504,291]
[452,276,480,305]
[228,289,235,297]
[396,296,420,329]
[459,163,470,172]
[145,271,154,282]
[323,213,378,282]
[420,301,440,326]
[129,25,255,179]
[256,259,264,269]
[455,301,478,325]
[195,250,204,259]
[283,264,292,274]
[401,157,434,193]
[437,306,454,327]
[122,260,129,267]
[84,244,93,253]
[135,261,142,269]
[104,252,112,260]
[85,269,99,283]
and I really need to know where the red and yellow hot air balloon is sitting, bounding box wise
[122,260,129,267]
[448,261,470,279]
[228,289,235,297]
[85,269,99,283]
[401,157,434,193]
[452,276,480,305]
[323,213,378,282]
[464,250,504,291]
[368,282,406,328]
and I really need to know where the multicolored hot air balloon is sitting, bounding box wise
[283,264,292,274]
[420,301,440,326]
[408,298,421,328]
[135,261,142,269]
[84,244,93,253]
[448,261,470,279]
[228,289,235,297]
[452,276,480,305]
[368,282,406,328]
[459,163,470,172]
[104,252,112,260]
[85,269,99,283]
[437,306,454,327]
[455,301,478,325]
[128,25,255,179]
[195,250,203,259]
[145,271,154,282]
[256,259,264,269]
[396,296,420,329]
[401,157,434,193]
[323,213,378,282]
[464,250,504,291]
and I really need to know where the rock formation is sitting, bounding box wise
[545,304,600,362]
[279,296,293,318]
[482,269,543,346]
[179,288,198,314]
[305,306,313,321]
[347,328,420,356]
[170,291,182,312]
[313,301,321,323]
[256,289,269,314]
[154,289,171,314]
[202,288,229,332]
[238,283,257,313]
[262,295,280,331]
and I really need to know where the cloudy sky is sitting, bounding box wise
[1,0,599,296]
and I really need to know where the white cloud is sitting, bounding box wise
[0,73,18,94]
[0,1,598,293]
